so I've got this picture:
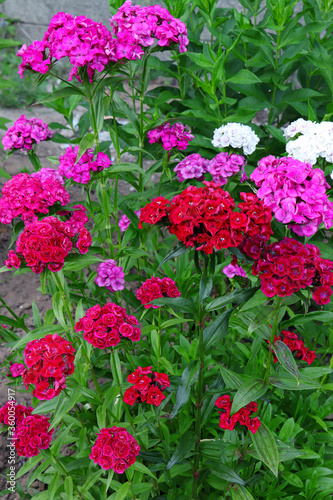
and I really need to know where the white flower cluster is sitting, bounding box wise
[284,119,333,166]
[211,122,260,155]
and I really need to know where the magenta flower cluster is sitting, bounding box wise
[147,123,194,151]
[95,260,125,293]
[111,0,189,53]
[208,152,247,185]
[119,210,141,232]
[174,154,210,182]
[223,257,247,278]
[58,146,111,184]
[251,156,333,237]
[2,115,54,151]
[31,167,64,185]
[0,172,69,225]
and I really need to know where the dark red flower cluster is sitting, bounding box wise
[75,303,141,349]
[4,216,92,274]
[269,330,316,365]
[123,366,170,407]
[215,395,261,434]
[0,401,33,427]
[139,183,272,254]
[136,276,181,309]
[14,414,54,457]
[22,334,75,400]
[89,426,140,473]
[252,237,333,304]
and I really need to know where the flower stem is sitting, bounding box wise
[264,296,282,384]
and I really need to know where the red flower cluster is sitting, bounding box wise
[75,303,141,349]
[136,277,181,309]
[139,183,272,254]
[0,401,33,427]
[22,334,75,400]
[89,426,140,473]
[123,366,170,407]
[5,216,92,274]
[14,414,54,457]
[270,330,316,365]
[215,395,261,434]
[252,237,333,304]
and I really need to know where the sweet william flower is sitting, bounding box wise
[212,123,259,155]
[148,122,194,151]
[215,395,261,434]
[124,366,170,407]
[95,260,125,293]
[2,115,53,151]
[136,276,181,309]
[14,414,53,457]
[90,426,140,472]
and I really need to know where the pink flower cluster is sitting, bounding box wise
[2,115,54,151]
[57,204,89,233]
[95,260,125,293]
[252,237,333,305]
[14,414,54,457]
[215,395,261,434]
[174,154,210,182]
[208,152,247,185]
[31,167,64,185]
[5,216,92,274]
[111,1,189,53]
[0,400,32,427]
[90,426,140,473]
[22,334,75,400]
[75,303,141,349]
[136,276,181,309]
[251,156,333,237]
[0,172,69,225]
[223,256,247,278]
[7,362,25,378]
[124,366,170,407]
[147,123,194,151]
[58,146,111,184]
[119,210,141,232]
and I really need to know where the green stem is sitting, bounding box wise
[138,54,150,193]
[264,297,282,384]
[90,97,100,152]
[158,151,169,196]
[48,451,84,500]
[75,403,91,444]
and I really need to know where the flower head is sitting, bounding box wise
[95,260,125,293]
[212,123,259,155]
[90,426,140,472]
[148,122,194,151]
[174,154,209,182]
[59,146,111,184]
[124,367,170,406]
[136,276,181,309]
[2,115,53,151]
[14,414,53,456]
[215,396,261,434]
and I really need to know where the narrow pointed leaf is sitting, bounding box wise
[203,308,234,349]
[199,276,213,304]
[158,242,188,267]
[231,379,267,415]
[169,361,199,419]
[231,484,256,500]
[76,132,95,163]
[165,431,196,470]
[206,287,259,312]
[250,422,279,477]
[209,462,246,485]
[273,340,299,380]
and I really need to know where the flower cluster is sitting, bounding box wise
[269,330,316,365]
[111,1,189,54]
[212,123,259,155]
[215,395,261,434]
[124,366,170,407]
[284,119,333,165]
[139,184,272,255]
[252,237,333,304]
[136,276,181,309]
[2,115,54,151]
[75,303,141,349]
[59,146,112,184]
[147,123,194,151]
[0,172,70,225]
[251,156,333,237]
[223,256,247,278]
[7,362,25,378]
[22,334,75,400]
[14,414,54,457]
[207,152,247,185]
[0,401,33,427]
[31,167,65,185]
[57,204,89,233]
[174,154,209,182]
[90,426,140,473]
[119,210,141,232]
[5,216,92,274]
[95,260,125,293]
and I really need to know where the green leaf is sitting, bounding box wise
[273,340,299,381]
[250,422,279,477]
[282,470,303,488]
[169,360,199,419]
[115,483,130,500]
[281,311,333,328]
[0,39,22,50]
[76,132,95,163]
[64,476,74,499]
[186,52,212,68]
[113,93,140,135]
[199,276,213,304]
[81,470,103,494]
[220,367,247,390]
[165,431,196,470]
[203,308,234,349]
[0,168,11,179]
[228,69,261,84]
[131,461,157,479]
[62,254,102,272]
[269,373,321,390]
[206,288,259,312]
[36,86,85,104]
[151,297,196,313]
[208,462,246,486]
[158,242,188,267]
[231,484,256,500]
[16,456,42,479]
[50,391,83,427]
[12,325,64,350]
[231,379,267,415]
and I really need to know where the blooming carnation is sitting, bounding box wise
[118,210,141,232]
[212,123,259,155]
[124,366,170,407]
[207,152,247,185]
[268,330,316,365]
[14,414,54,457]
[251,156,333,237]
[174,154,209,182]
[139,184,272,255]
[252,237,333,305]
[95,260,125,292]
[31,167,64,185]
[2,115,54,151]
[5,215,92,274]
[223,256,247,278]
[0,401,33,427]
[90,426,140,473]
[22,334,75,400]
[8,362,25,378]
[57,204,89,233]
[0,172,70,225]
[147,123,194,151]
[284,119,333,165]
[111,1,189,54]
[284,118,316,140]
[215,395,261,434]
[59,146,111,184]
[136,276,181,309]
[75,302,141,349]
